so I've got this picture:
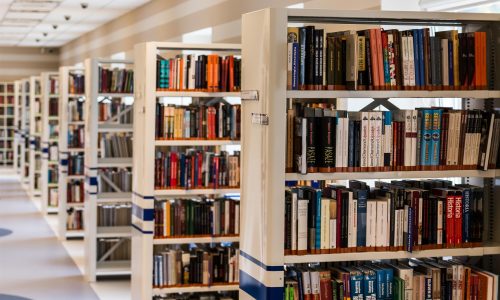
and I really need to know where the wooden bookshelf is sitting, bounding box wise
[57,66,86,240]
[132,42,242,299]
[84,58,134,282]
[0,82,15,168]
[28,75,42,198]
[40,72,59,215]
[239,8,500,299]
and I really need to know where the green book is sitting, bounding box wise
[394,276,405,300]
[332,279,338,300]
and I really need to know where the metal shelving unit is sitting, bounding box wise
[28,76,41,198]
[0,82,15,168]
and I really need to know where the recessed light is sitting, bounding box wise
[36,39,40,42]
[64,15,70,21]
[53,24,58,30]
[43,32,48,37]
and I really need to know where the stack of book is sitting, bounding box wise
[99,100,133,123]
[99,133,133,158]
[285,180,483,254]
[49,77,59,94]
[47,166,58,184]
[98,67,134,93]
[97,204,132,227]
[155,103,241,140]
[154,198,239,239]
[154,150,240,190]
[287,27,488,90]
[68,154,84,175]
[68,127,84,148]
[287,103,500,173]
[68,100,84,121]
[67,208,84,230]
[49,98,58,116]
[98,169,132,192]
[285,259,498,299]
[69,74,84,94]
[67,180,84,203]
[156,54,241,92]
[153,246,239,287]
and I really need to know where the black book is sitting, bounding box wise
[318,109,336,172]
[304,26,315,89]
[304,106,318,172]
[459,33,468,87]
[299,27,307,89]
[467,32,475,87]
[348,119,355,168]
[326,33,335,89]
[341,189,349,248]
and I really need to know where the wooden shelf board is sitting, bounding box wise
[284,243,500,264]
[67,202,85,207]
[153,236,239,245]
[96,226,131,238]
[286,90,500,99]
[154,188,240,196]
[285,169,500,181]
[152,284,239,295]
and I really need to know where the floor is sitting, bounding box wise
[0,173,131,300]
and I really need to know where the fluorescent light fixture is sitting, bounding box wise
[2,18,40,26]
[419,0,499,10]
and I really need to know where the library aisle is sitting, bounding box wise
[0,174,127,300]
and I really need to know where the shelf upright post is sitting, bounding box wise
[28,75,42,199]
[40,72,59,214]
[14,80,22,175]
[131,41,156,300]
[20,78,30,187]
[239,8,287,300]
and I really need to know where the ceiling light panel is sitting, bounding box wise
[4,11,47,20]
[2,18,40,26]
[10,1,61,12]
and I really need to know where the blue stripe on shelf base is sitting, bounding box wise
[240,250,283,272]
[132,191,154,200]
[89,177,98,186]
[131,223,153,235]
[240,270,283,300]
[60,159,68,166]
[42,148,49,153]
[132,203,154,221]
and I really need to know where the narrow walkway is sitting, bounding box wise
[0,175,99,300]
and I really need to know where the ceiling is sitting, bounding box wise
[0,0,150,47]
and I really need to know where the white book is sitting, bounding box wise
[408,32,416,86]
[401,32,410,86]
[343,117,349,168]
[291,191,298,252]
[302,270,312,295]
[403,110,413,167]
[361,112,369,168]
[452,265,458,300]
[368,112,376,167]
[330,219,337,249]
[457,264,464,300]
[482,113,495,170]
[310,271,320,295]
[366,200,374,247]
[297,199,308,252]
[320,197,330,250]
[394,209,400,248]
[183,54,189,90]
[437,199,443,244]
[335,114,343,168]
[376,199,387,247]
[373,112,383,167]
[288,43,294,89]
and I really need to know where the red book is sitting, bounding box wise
[170,152,178,187]
[454,193,463,245]
[319,271,332,300]
[197,152,203,187]
[213,156,220,188]
[369,29,380,89]
[229,56,235,92]
[446,194,455,246]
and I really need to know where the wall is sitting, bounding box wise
[0,47,59,81]
[60,0,380,66]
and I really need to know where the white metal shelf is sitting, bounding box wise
[156,91,241,98]
[28,75,41,199]
[284,243,500,264]
[67,147,85,152]
[67,201,85,207]
[97,157,133,168]
[155,139,240,147]
[152,284,239,296]
[154,188,240,196]
[68,94,84,98]
[96,260,131,276]
[97,123,133,132]
[285,169,500,181]
[97,93,133,98]
[96,226,132,238]
[66,230,84,238]
[68,121,85,125]
[96,192,132,203]
[286,90,500,99]
[153,236,240,245]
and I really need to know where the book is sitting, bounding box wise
[98,67,133,93]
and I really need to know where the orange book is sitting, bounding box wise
[375,29,384,89]
[369,29,380,89]
[481,32,487,88]
[165,201,171,237]
[207,55,213,92]
[213,55,220,92]
[474,32,481,89]
[229,56,235,92]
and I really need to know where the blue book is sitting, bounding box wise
[382,33,390,86]
[358,266,377,300]
[355,189,367,247]
[383,266,394,300]
[348,120,355,167]
[298,27,307,87]
[418,29,425,87]
[448,40,454,86]
[430,109,442,166]
[315,188,322,251]
[369,265,386,299]
[412,29,420,87]
[343,267,364,300]
[420,109,433,166]
[292,42,299,90]
[179,154,185,187]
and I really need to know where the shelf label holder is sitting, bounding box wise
[241,90,259,101]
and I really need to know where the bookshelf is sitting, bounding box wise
[40,72,59,215]
[0,82,15,167]
[28,75,42,198]
[58,66,86,239]
[13,80,22,175]
[84,58,134,281]
[239,8,500,299]
[20,78,30,187]
[131,42,242,300]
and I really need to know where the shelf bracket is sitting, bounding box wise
[97,238,128,262]
[98,171,123,193]
[360,98,399,111]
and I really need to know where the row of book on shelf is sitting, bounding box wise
[155,103,241,140]
[98,238,131,262]
[99,100,133,123]
[68,99,84,122]
[287,104,500,173]
[156,54,241,92]
[48,188,58,207]
[287,27,487,90]
[49,77,59,95]
[153,246,239,288]
[0,96,14,104]
[67,154,84,176]
[100,133,133,158]
[69,73,85,94]
[68,127,84,149]
[98,67,133,94]
[154,150,240,190]
[285,258,498,300]
[67,180,84,203]
[154,197,239,239]
[284,180,483,255]
[97,204,132,227]
[48,98,58,116]
[67,208,84,230]
[98,169,132,193]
